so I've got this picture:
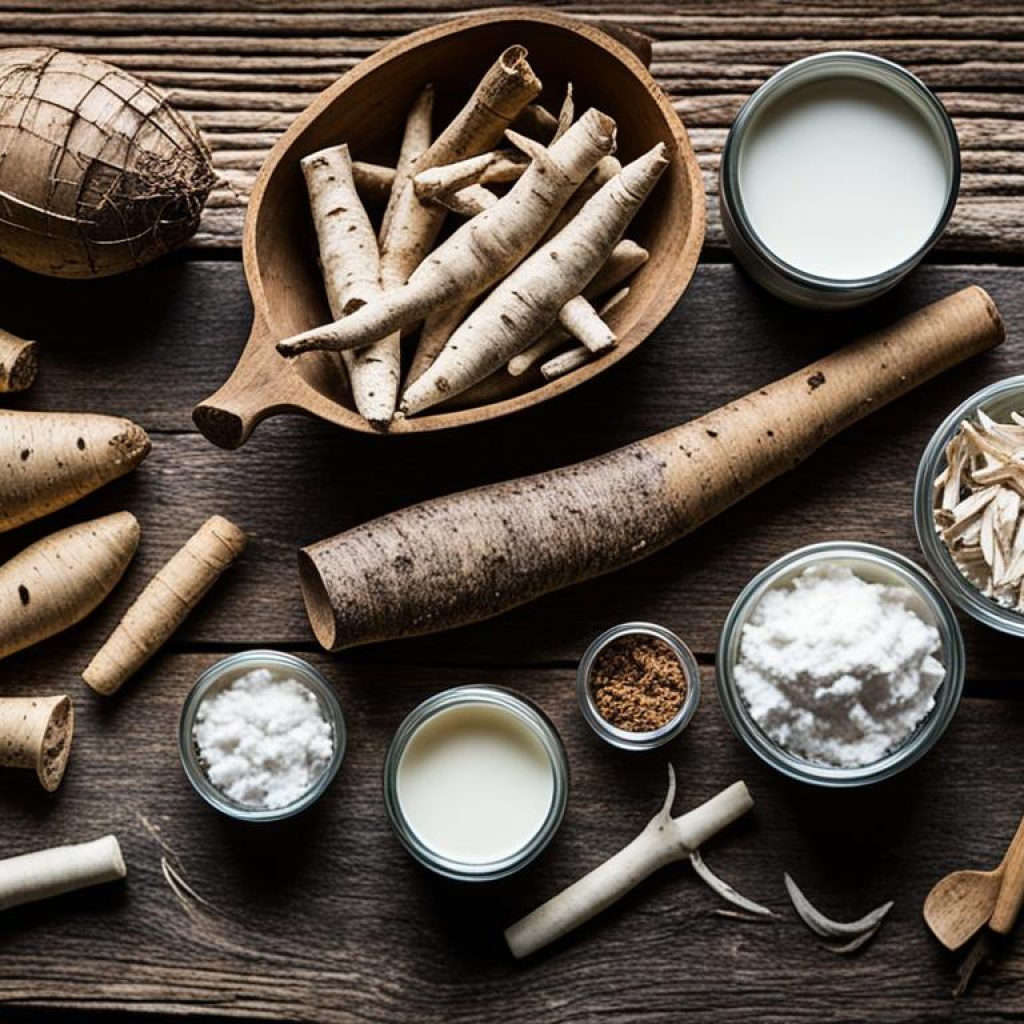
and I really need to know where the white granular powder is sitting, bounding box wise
[193,667,334,809]
[734,564,945,768]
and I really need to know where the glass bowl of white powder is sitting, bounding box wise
[716,542,964,787]
[179,650,345,821]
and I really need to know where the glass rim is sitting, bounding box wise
[576,621,701,750]
[716,542,965,788]
[721,50,961,292]
[179,649,346,822]
[914,375,1024,637]
[382,685,569,882]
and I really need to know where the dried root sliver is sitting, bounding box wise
[690,849,776,919]
[830,921,883,955]
[784,873,893,939]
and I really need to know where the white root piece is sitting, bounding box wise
[406,298,475,388]
[0,327,38,393]
[540,288,631,381]
[301,144,394,427]
[432,184,499,217]
[0,835,126,911]
[559,293,618,353]
[278,109,617,359]
[784,873,894,940]
[0,695,73,791]
[689,849,776,919]
[504,765,753,959]
[543,154,622,242]
[369,86,435,425]
[350,161,395,204]
[402,145,667,414]
[832,923,883,955]
[83,516,247,696]
[412,149,527,201]
[378,46,541,288]
[509,240,648,375]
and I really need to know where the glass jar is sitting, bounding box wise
[383,686,568,882]
[915,376,1024,637]
[576,621,701,751]
[716,542,965,787]
[179,650,346,822]
[720,51,960,309]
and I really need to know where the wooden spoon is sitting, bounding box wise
[924,813,1024,950]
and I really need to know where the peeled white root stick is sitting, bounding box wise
[0,835,126,912]
[302,144,393,427]
[541,288,631,381]
[413,149,526,200]
[84,515,246,696]
[560,293,617,354]
[432,184,498,217]
[0,695,73,791]
[505,767,753,959]
[0,328,38,393]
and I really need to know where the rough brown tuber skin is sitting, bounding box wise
[299,287,1003,651]
[0,328,38,392]
[0,411,151,533]
[0,511,140,659]
[0,48,215,278]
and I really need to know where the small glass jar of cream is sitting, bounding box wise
[720,51,960,309]
[383,686,568,882]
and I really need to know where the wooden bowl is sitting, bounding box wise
[193,8,705,447]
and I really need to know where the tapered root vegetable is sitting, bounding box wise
[84,515,246,696]
[278,109,617,359]
[0,835,125,912]
[0,48,215,279]
[0,511,140,659]
[297,286,1002,651]
[302,144,393,427]
[0,695,73,791]
[412,149,526,201]
[0,328,37,393]
[406,298,475,388]
[400,145,667,415]
[380,83,434,243]
[505,767,753,958]
[0,410,150,533]
[432,184,498,217]
[509,240,648,376]
[378,46,540,287]
[351,161,395,204]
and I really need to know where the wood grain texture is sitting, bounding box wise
[0,1,1017,253]
[0,653,1022,1021]
[1,258,1022,681]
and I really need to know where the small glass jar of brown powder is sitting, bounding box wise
[576,622,701,751]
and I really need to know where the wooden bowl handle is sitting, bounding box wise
[193,316,283,449]
[989,813,1024,934]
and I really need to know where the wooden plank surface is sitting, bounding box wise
[1,259,1022,680]
[0,1,1018,254]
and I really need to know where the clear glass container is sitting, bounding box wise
[383,686,568,882]
[720,51,960,309]
[915,376,1024,637]
[716,542,965,787]
[576,621,701,751]
[179,650,346,822]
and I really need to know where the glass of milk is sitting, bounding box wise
[384,686,569,881]
[720,51,960,308]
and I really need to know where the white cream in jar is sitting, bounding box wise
[386,688,567,879]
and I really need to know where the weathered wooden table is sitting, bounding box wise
[1,3,1023,1021]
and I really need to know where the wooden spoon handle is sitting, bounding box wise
[989,814,1024,934]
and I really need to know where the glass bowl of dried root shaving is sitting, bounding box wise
[915,376,1024,637]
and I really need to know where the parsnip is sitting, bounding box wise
[278,109,617,359]
[0,328,37,393]
[400,144,667,415]
[84,516,246,695]
[302,144,393,427]
[0,512,139,659]
[0,695,73,791]
[509,240,647,375]
[0,410,150,533]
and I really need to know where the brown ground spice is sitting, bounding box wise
[590,633,687,732]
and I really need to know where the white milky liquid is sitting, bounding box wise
[737,77,950,280]
[396,703,554,864]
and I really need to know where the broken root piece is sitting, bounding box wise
[0,695,73,791]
